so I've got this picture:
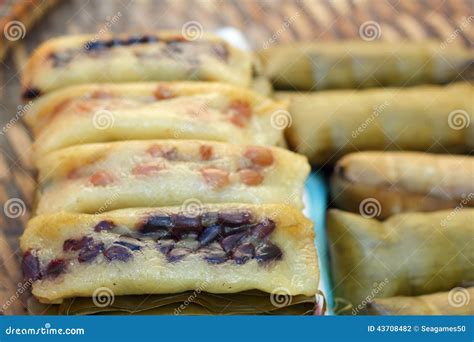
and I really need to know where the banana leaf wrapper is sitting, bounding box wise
[330,152,474,218]
[27,291,318,315]
[327,209,474,309]
[259,41,473,90]
[366,287,474,315]
[276,82,473,165]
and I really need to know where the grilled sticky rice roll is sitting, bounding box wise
[26,82,286,158]
[21,32,253,99]
[259,41,473,90]
[327,209,474,307]
[331,152,474,219]
[365,287,474,316]
[35,140,309,214]
[21,204,320,307]
[276,82,473,165]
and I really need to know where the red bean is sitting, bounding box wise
[199,145,213,161]
[154,85,174,100]
[227,100,252,127]
[90,171,114,186]
[200,168,230,188]
[243,147,274,167]
[146,144,177,160]
[132,162,165,176]
[238,169,264,186]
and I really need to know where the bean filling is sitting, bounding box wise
[46,35,230,71]
[22,210,282,282]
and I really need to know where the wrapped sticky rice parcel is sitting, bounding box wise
[259,41,473,90]
[366,287,474,315]
[327,209,474,308]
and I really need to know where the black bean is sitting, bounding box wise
[45,259,67,278]
[157,239,175,255]
[84,41,105,51]
[255,242,282,263]
[104,245,132,262]
[78,242,104,263]
[104,38,122,47]
[22,251,41,281]
[167,247,191,263]
[220,232,246,254]
[139,35,157,43]
[171,214,203,236]
[218,210,253,226]
[201,212,218,227]
[251,219,276,240]
[123,36,141,45]
[22,87,41,100]
[203,249,227,264]
[63,236,93,252]
[233,243,255,265]
[222,224,250,237]
[94,220,115,232]
[198,224,221,246]
[140,215,173,236]
[114,241,141,251]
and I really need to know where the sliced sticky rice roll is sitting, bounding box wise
[26,82,287,158]
[35,140,310,214]
[21,32,253,98]
[21,204,320,305]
